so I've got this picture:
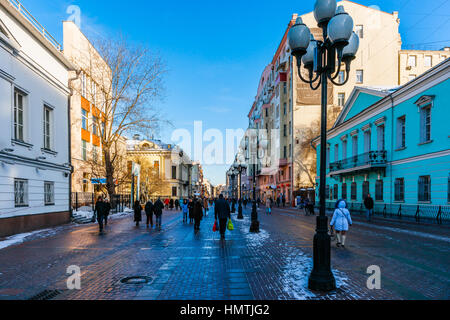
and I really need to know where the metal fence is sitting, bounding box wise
[319,201,450,225]
[71,192,131,213]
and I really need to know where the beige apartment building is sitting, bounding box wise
[398,48,450,85]
[63,21,111,195]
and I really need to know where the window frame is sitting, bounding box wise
[13,88,26,142]
[14,178,28,207]
[356,70,364,84]
[418,175,431,202]
[394,178,405,202]
[420,105,431,144]
[44,181,55,206]
[43,105,52,150]
[375,179,383,201]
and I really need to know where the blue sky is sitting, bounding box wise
[22,0,450,185]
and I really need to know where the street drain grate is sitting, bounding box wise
[28,289,64,300]
[120,276,153,285]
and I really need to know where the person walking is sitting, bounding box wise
[145,199,154,228]
[164,198,169,210]
[94,196,106,233]
[175,199,180,211]
[231,198,236,213]
[282,195,286,207]
[203,197,209,217]
[265,197,272,215]
[276,196,280,208]
[133,200,142,227]
[364,193,374,222]
[214,194,231,240]
[181,199,189,223]
[154,197,164,231]
[104,197,111,227]
[243,198,248,209]
[193,198,203,232]
[188,198,195,224]
[330,199,352,248]
[169,198,174,210]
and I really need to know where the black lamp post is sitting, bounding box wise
[287,0,359,292]
[233,163,247,219]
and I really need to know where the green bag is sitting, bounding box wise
[227,219,234,231]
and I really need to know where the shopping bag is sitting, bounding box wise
[227,219,234,231]
[213,220,218,232]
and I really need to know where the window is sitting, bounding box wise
[289,121,292,135]
[14,89,25,141]
[342,139,347,159]
[283,82,287,94]
[92,145,98,163]
[362,181,369,200]
[81,140,87,161]
[325,185,330,199]
[172,187,177,197]
[101,122,105,138]
[342,183,347,199]
[326,146,330,169]
[424,55,432,67]
[375,180,383,201]
[418,175,431,202]
[408,55,416,67]
[334,144,339,162]
[355,25,363,38]
[396,116,406,148]
[351,182,357,200]
[356,70,363,83]
[81,72,87,97]
[352,135,358,157]
[92,116,99,136]
[172,166,177,179]
[395,178,404,202]
[364,130,371,153]
[91,81,97,105]
[338,93,345,107]
[338,72,345,84]
[289,143,292,157]
[283,103,286,115]
[376,125,385,151]
[44,181,55,205]
[420,105,431,143]
[82,109,88,130]
[333,184,338,200]
[265,108,268,117]
[82,173,89,192]
[14,179,28,207]
[43,106,52,150]
[283,146,287,159]
[284,124,287,137]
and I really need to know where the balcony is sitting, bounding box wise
[329,150,387,175]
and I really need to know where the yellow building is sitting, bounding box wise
[398,48,450,85]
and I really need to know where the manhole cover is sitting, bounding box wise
[120,276,153,285]
[28,289,64,300]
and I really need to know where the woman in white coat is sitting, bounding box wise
[330,199,352,248]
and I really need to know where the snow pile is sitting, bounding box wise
[0,229,51,250]
[234,215,269,248]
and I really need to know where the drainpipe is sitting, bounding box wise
[389,93,395,212]
[68,70,81,218]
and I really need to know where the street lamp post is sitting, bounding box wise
[233,162,247,219]
[288,0,359,292]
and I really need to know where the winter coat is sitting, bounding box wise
[188,201,195,219]
[330,200,352,231]
[169,199,174,208]
[215,198,231,220]
[181,203,189,214]
[145,201,154,216]
[193,200,203,220]
[94,201,108,218]
[153,199,164,217]
[364,197,374,210]
[133,203,142,222]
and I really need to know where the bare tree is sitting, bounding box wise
[130,155,166,200]
[69,36,167,199]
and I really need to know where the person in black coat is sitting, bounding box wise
[175,199,180,211]
[145,199,154,228]
[153,197,164,231]
[94,196,107,233]
[169,198,174,210]
[133,200,142,227]
[193,198,203,232]
[104,198,111,227]
[215,194,231,240]
[231,198,236,213]
[188,198,195,224]
[364,193,374,222]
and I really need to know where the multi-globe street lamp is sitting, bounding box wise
[233,161,247,220]
[287,0,359,292]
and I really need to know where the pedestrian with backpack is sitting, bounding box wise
[330,199,352,248]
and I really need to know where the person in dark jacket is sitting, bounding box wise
[145,199,154,228]
[282,195,286,207]
[243,198,248,209]
[153,197,164,231]
[215,194,231,240]
[188,198,195,224]
[364,193,374,222]
[193,198,203,232]
[133,200,142,227]
[94,196,107,233]
[169,198,174,210]
[175,199,180,211]
[231,198,236,213]
[104,198,111,227]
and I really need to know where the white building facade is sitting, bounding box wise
[0,0,73,237]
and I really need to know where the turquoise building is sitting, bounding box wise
[313,59,450,222]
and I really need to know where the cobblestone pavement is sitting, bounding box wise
[0,206,449,300]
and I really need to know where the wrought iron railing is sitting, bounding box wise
[7,0,62,51]
[329,150,387,173]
